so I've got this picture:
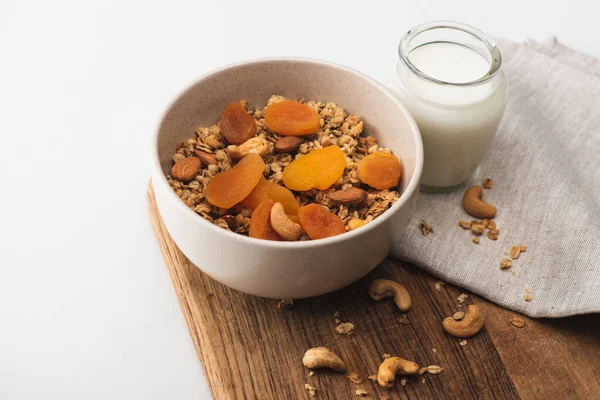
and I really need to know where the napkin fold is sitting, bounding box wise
[391,38,600,318]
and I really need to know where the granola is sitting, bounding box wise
[346,373,363,384]
[167,96,401,237]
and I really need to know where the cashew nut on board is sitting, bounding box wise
[302,347,346,373]
[368,279,412,311]
[377,356,420,389]
[442,304,486,338]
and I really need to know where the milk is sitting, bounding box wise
[409,43,490,85]
[388,41,507,190]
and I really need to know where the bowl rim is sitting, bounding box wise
[152,57,423,249]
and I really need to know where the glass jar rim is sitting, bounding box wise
[398,21,502,87]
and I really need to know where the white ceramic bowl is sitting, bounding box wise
[152,58,423,299]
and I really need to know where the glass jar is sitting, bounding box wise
[386,21,507,192]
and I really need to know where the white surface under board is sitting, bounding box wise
[0,0,598,399]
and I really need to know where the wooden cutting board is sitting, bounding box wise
[147,183,600,400]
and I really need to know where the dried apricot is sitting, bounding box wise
[241,176,300,216]
[282,146,346,191]
[357,152,402,190]
[219,102,257,145]
[249,200,281,241]
[264,100,320,136]
[205,154,265,208]
[298,204,346,240]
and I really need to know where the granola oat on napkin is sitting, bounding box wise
[392,38,600,318]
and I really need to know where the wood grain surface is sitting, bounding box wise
[148,183,600,400]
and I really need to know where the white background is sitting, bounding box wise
[1,1,598,399]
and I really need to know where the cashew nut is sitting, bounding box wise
[270,202,302,241]
[377,356,419,389]
[368,279,412,312]
[462,185,496,219]
[227,137,269,160]
[442,304,485,338]
[302,347,346,373]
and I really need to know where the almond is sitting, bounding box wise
[328,188,367,205]
[194,149,218,165]
[275,136,304,153]
[171,157,201,182]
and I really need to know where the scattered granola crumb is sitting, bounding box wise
[510,270,516,276]
[334,311,340,318]
[471,223,485,235]
[421,219,433,236]
[459,340,468,346]
[511,317,526,328]
[487,229,499,240]
[382,353,391,359]
[335,318,342,324]
[457,293,469,304]
[432,348,438,355]
[435,281,445,293]
[524,292,533,302]
[500,258,513,269]
[309,370,315,377]
[422,378,426,384]
[520,244,528,252]
[458,219,471,229]
[482,178,494,189]
[277,299,294,310]
[367,375,378,382]
[453,311,466,320]
[398,314,411,325]
[487,220,497,230]
[421,365,443,375]
[335,322,355,335]
[509,245,522,260]
[347,373,363,384]
[400,378,407,387]
[472,237,480,244]
[355,389,368,397]
[525,287,531,293]
[305,383,317,397]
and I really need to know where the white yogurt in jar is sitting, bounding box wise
[387,22,507,190]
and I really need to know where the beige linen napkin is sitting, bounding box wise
[391,38,600,318]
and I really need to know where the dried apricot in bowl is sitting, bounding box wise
[241,176,300,216]
[219,102,257,145]
[357,152,402,190]
[264,100,320,136]
[249,200,281,241]
[282,146,346,191]
[298,204,346,240]
[205,154,265,208]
